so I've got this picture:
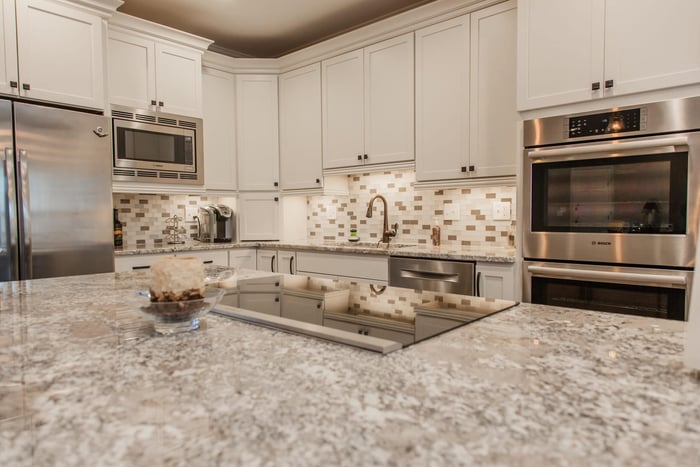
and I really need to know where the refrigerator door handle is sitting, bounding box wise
[2,148,18,278]
[16,149,31,278]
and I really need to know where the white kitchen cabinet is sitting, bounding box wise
[114,249,230,272]
[321,33,414,170]
[256,249,277,273]
[279,63,323,191]
[475,262,515,301]
[255,249,295,274]
[228,248,256,270]
[235,74,279,191]
[238,192,280,241]
[202,66,237,191]
[239,292,280,317]
[278,249,296,275]
[295,251,388,284]
[3,0,106,109]
[281,294,323,326]
[517,0,700,110]
[323,316,414,346]
[108,25,204,116]
[415,1,516,183]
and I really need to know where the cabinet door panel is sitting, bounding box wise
[604,0,700,97]
[239,293,280,316]
[476,262,516,301]
[278,249,295,275]
[236,74,279,190]
[108,31,156,109]
[517,0,605,110]
[16,0,105,109]
[281,295,323,325]
[469,1,517,178]
[415,15,470,182]
[229,249,257,270]
[202,67,237,190]
[0,0,18,96]
[256,249,277,272]
[155,43,202,116]
[321,49,364,169]
[364,32,414,165]
[279,63,322,190]
[238,193,280,241]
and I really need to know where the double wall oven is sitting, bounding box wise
[523,97,700,320]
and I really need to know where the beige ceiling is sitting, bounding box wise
[118,0,437,58]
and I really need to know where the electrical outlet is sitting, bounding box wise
[327,205,337,220]
[185,206,198,222]
[492,201,511,220]
[444,202,460,221]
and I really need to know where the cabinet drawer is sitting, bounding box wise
[295,251,388,282]
[239,292,281,316]
[281,294,323,326]
[323,317,414,345]
[114,249,229,272]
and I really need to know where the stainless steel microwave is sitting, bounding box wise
[110,105,204,185]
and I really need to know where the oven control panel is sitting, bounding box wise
[568,108,646,138]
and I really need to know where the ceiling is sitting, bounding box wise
[118,0,437,58]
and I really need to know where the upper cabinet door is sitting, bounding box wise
[517,0,605,110]
[603,0,700,97]
[469,0,517,178]
[364,32,414,166]
[108,30,156,109]
[236,74,279,191]
[0,0,18,97]
[202,67,237,191]
[155,43,202,117]
[279,63,323,191]
[415,15,470,182]
[321,49,364,170]
[15,0,105,109]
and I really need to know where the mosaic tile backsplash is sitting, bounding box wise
[113,194,236,247]
[308,170,516,248]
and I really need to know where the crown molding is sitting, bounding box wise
[109,12,213,51]
[61,0,123,17]
[202,51,280,74]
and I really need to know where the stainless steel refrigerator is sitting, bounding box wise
[0,99,114,281]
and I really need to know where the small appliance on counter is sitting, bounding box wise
[196,205,234,243]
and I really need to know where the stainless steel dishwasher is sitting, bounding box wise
[389,257,475,294]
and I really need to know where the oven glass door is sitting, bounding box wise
[531,276,686,320]
[531,151,688,234]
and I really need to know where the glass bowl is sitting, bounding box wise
[140,287,224,335]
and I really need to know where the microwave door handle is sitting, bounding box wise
[527,136,689,159]
[527,265,687,287]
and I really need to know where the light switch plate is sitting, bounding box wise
[492,201,511,220]
[444,202,460,221]
[185,206,198,222]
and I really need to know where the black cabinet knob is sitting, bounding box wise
[274,297,280,303]
[315,178,320,183]
[274,181,279,187]
[605,79,614,88]
[316,303,321,309]
[9,81,17,88]
[158,101,164,107]
[591,82,601,91]
[22,83,30,91]
[151,99,157,105]
[357,155,362,161]
[274,197,279,202]
[363,154,368,160]
[461,166,467,173]
[469,165,475,172]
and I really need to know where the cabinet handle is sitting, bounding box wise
[315,178,320,184]
[605,79,614,89]
[271,255,276,272]
[289,256,294,274]
[316,303,321,309]
[363,154,368,160]
[591,82,601,91]
[476,271,481,297]
[461,166,467,173]
[132,265,150,270]
[10,81,17,88]
[22,83,30,91]
[469,165,475,172]
[203,260,214,264]
[151,99,157,106]
[274,181,279,187]
[357,155,362,161]
[158,101,164,107]
[274,196,279,202]
[274,297,280,303]
[274,281,280,287]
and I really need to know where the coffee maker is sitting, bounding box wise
[196,204,234,243]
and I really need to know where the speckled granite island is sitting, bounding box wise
[1,270,700,466]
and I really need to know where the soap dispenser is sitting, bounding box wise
[430,217,441,246]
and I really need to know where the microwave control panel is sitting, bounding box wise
[567,108,646,138]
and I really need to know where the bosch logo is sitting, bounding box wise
[592,241,612,246]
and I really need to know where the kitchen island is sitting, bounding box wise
[1,271,699,466]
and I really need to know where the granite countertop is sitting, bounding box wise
[2,271,700,466]
[115,239,516,263]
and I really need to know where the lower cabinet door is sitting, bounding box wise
[281,294,323,325]
[239,292,281,316]
[323,317,414,345]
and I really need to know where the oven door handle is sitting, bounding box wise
[527,265,687,286]
[527,136,688,159]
